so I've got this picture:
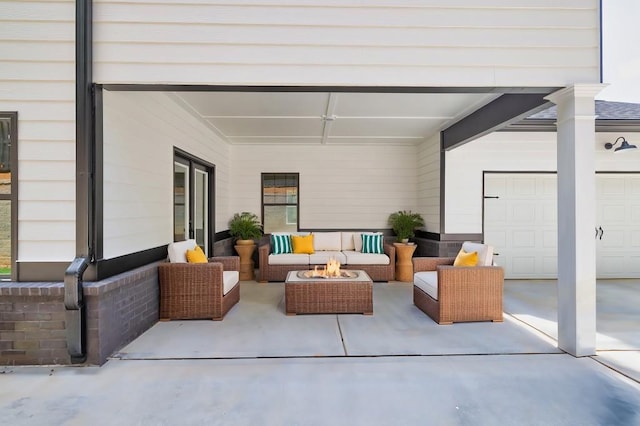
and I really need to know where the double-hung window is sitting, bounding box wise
[262,173,299,233]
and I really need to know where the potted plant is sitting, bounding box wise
[229,212,263,245]
[388,210,425,243]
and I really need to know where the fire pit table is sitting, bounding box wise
[284,270,373,315]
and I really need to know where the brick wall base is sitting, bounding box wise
[0,261,160,366]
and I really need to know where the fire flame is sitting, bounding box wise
[310,257,342,278]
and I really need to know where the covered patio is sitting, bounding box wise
[115,279,640,384]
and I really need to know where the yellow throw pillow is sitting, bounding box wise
[291,234,315,254]
[453,249,478,267]
[186,245,208,263]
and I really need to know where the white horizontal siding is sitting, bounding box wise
[231,144,418,230]
[0,1,76,263]
[93,0,600,87]
[445,131,640,234]
[417,134,440,232]
[102,91,232,259]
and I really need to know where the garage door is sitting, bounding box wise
[484,173,640,279]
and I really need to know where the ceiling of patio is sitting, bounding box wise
[172,91,502,146]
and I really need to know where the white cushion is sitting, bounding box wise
[461,242,494,266]
[341,232,356,251]
[313,232,342,251]
[309,251,347,265]
[353,232,383,252]
[223,271,239,295]
[414,271,438,300]
[268,253,309,265]
[343,251,389,265]
[167,239,197,263]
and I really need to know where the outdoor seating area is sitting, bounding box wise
[412,242,504,324]
[158,240,241,321]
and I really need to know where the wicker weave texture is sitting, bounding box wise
[412,257,504,324]
[259,241,395,282]
[285,277,373,315]
[158,258,240,321]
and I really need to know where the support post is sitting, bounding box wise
[545,84,605,357]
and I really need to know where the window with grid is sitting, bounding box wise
[0,113,16,280]
[262,173,299,233]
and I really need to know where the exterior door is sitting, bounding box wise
[173,152,214,255]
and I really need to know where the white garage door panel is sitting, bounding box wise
[598,256,625,275]
[485,173,640,279]
[512,230,535,247]
[543,230,557,248]
[542,256,558,275]
[512,257,536,274]
[600,230,624,248]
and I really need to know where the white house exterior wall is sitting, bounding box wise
[92,0,600,87]
[445,131,640,234]
[102,91,232,259]
[417,134,440,232]
[1,1,76,262]
[231,144,417,230]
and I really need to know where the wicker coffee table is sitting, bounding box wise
[284,270,373,315]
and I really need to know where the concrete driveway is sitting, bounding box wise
[1,280,639,425]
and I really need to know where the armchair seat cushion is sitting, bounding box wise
[223,271,239,295]
[268,253,310,265]
[309,251,347,265]
[414,271,438,300]
[343,251,390,265]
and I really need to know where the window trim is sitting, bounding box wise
[261,172,300,233]
[0,112,18,281]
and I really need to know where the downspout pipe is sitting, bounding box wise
[65,0,94,363]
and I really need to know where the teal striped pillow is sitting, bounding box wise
[361,234,383,254]
[271,234,292,254]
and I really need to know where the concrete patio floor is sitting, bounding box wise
[1,280,639,425]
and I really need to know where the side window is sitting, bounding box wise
[262,173,299,233]
[0,113,16,280]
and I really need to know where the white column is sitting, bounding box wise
[545,84,605,357]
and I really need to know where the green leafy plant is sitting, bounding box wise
[388,210,425,242]
[229,212,263,241]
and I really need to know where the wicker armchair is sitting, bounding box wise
[412,243,504,325]
[158,256,240,321]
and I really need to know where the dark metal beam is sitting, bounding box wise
[442,93,554,150]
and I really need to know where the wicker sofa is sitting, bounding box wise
[259,231,396,282]
[158,240,240,321]
[412,242,504,325]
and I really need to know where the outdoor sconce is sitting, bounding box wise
[604,136,637,153]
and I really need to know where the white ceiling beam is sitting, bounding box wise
[321,93,340,144]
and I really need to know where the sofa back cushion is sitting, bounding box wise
[168,239,197,263]
[461,242,494,266]
[341,232,356,251]
[313,232,342,251]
